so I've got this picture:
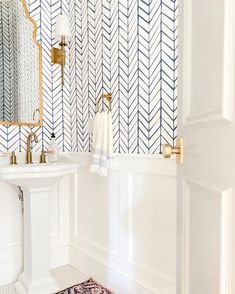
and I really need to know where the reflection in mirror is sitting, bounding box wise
[0,0,42,125]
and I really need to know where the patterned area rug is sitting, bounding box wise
[56,278,114,294]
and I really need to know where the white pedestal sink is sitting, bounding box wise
[0,162,78,294]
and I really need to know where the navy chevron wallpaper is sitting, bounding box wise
[0,0,72,153]
[0,0,178,154]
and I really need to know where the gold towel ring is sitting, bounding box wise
[96,93,112,112]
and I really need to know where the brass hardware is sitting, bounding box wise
[51,48,65,65]
[10,151,17,165]
[163,145,180,157]
[51,36,67,85]
[40,150,47,163]
[26,132,39,164]
[163,137,184,165]
[0,0,43,127]
[96,93,112,112]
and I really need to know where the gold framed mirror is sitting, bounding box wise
[0,0,42,126]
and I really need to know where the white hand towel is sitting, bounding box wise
[90,112,115,176]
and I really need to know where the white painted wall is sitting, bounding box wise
[0,153,176,294]
[69,153,177,294]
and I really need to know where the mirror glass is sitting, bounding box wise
[0,0,42,126]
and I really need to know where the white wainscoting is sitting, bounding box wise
[0,172,71,286]
[69,153,177,294]
[0,153,176,293]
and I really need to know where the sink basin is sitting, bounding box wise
[0,162,78,294]
[0,162,78,186]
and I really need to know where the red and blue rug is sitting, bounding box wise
[56,278,114,294]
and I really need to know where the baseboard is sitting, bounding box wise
[69,245,162,294]
[0,256,22,286]
[0,244,69,286]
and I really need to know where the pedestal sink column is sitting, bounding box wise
[0,162,78,293]
[15,185,59,294]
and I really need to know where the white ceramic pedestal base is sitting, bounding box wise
[14,186,59,294]
[15,274,58,294]
[0,162,78,294]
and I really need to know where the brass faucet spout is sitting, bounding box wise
[26,132,39,164]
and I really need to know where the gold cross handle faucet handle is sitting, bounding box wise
[40,150,47,163]
[10,151,17,165]
[163,138,184,165]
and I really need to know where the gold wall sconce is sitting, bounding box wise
[51,15,71,85]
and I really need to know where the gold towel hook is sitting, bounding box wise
[96,93,112,113]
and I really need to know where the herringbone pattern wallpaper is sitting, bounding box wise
[0,1,15,122]
[0,0,178,154]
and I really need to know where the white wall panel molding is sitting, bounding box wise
[0,245,22,266]
[70,245,162,294]
[70,153,177,294]
[70,166,120,260]
[71,169,120,259]
[222,0,235,124]
[69,152,176,175]
[181,178,232,294]
[127,170,176,288]
[184,109,228,127]
[0,244,69,287]
[182,0,234,127]
[0,151,177,294]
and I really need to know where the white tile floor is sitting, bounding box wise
[0,265,88,294]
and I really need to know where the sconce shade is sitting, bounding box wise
[54,15,71,42]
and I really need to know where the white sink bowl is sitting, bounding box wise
[0,161,78,294]
[0,162,78,187]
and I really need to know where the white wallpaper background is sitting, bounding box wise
[0,0,178,154]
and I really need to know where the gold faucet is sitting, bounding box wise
[26,132,39,164]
